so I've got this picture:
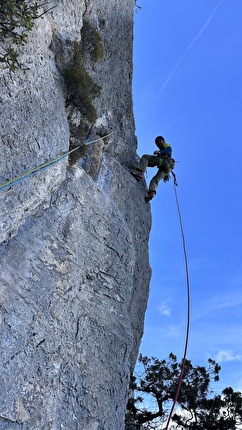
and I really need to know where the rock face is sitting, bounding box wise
[0,1,151,429]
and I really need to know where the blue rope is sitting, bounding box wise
[0,132,113,192]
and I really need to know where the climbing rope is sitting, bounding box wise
[1,126,190,426]
[0,129,144,193]
[115,133,140,159]
[164,177,191,430]
[1,122,189,401]
[0,132,113,192]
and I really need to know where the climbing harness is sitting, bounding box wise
[0,132,113,192]
[158,154,176,170]
[0,130,176,193]
[164,177,191,430]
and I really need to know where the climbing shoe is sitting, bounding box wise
[163,174,170,182]
[131,169,144,181]
[145,190,156,202]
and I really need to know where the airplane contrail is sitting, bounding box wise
[156,0,224,99]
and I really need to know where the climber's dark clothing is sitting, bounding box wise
[137,142,173,193]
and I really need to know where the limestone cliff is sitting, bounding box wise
[0,1,151,429]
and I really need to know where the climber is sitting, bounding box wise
[132,136,175,201]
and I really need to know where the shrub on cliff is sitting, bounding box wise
[0,0,52,71]
[63,41,101,123]
[81,19,105,63]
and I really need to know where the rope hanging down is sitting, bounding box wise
[164,179,191,430]
[0,132,113,192]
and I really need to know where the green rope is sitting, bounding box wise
[115,133,140,158]
[0,132,113,192]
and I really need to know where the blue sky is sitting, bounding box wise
[133,0,242,395]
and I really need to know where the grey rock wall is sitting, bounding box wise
[0,1,151,429]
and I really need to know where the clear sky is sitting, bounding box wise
[133,0,242,395]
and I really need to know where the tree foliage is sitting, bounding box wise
[0,0,52,71]
[63,40,101,123]
[126,353,242,430]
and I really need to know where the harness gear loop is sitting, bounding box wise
[158,154,176,170]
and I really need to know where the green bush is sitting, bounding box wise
[0,0,51,71]
[63,41,101,123]
[51,21,104,161]
[81,19,105,63]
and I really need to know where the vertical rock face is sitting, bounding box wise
[0,1,151,429]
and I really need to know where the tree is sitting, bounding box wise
[172,387,242,430]
[126,353,242,429]
[0,0,53,71]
